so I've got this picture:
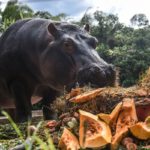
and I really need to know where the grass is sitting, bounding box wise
[0,111,56,150]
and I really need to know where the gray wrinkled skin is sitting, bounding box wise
[0,18,116,122]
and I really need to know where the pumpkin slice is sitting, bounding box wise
[98,102,122,125]
[58,128,80,150]
[130,116,150,140]
[69,88,104,103]
[79,110,112,148]
[65,88,82,100]
[111,98,138,150]
[111,127,129,150]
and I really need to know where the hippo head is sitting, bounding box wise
[42,22,116,91]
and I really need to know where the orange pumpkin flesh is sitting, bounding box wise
[69,88,104,103]
[98,102,122,125]
[79,110,112,148]
[130,116,150,140]
[65,88,82,100]
[58,128,80,150]
[111,98,138,150]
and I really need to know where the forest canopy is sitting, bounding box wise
[0,0,150,87]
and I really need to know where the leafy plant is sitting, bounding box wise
[1,111,56,150]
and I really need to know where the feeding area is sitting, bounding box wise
[0,68,150,150]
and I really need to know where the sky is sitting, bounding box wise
[0,0,150,26]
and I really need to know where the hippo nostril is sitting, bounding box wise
[77,63,116,87]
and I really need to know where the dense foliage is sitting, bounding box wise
[89,12,150,86]
[0,1,150,87]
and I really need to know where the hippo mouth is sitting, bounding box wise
[76,63,116,88]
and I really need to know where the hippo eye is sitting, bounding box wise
[63,39,74,53]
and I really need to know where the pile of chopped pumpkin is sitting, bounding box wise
[57,98,150,150]
[48,68,150,149]
[55,98,150,150]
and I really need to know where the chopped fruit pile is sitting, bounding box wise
[46,69,150,149]
[47,97,150,149]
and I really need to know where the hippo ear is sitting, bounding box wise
[48,23,59,37]
[84,24,90,32]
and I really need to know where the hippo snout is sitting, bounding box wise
[77,63,116,87]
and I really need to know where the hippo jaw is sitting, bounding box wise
[76,63,116,87]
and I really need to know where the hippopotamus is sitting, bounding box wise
[0,18,116,122]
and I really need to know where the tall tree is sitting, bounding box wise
[51,13,67,21]
[34,11,67,21]
[92,11,123,48]
[79,7,92,26]
[2,0,33,22]
[34,11,52,19]
[130,13,149,27]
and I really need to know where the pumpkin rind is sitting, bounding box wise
[111,98,138,150]
[69,88,104,103]
[111,127,128,150]
[58,128,80,150]
[79,110,112,148]
[130,116,150,140]
[98,102,122,125]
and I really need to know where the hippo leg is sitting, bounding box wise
[42,88,58,120]
[10,81,32,122]
[4,108,16,120]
